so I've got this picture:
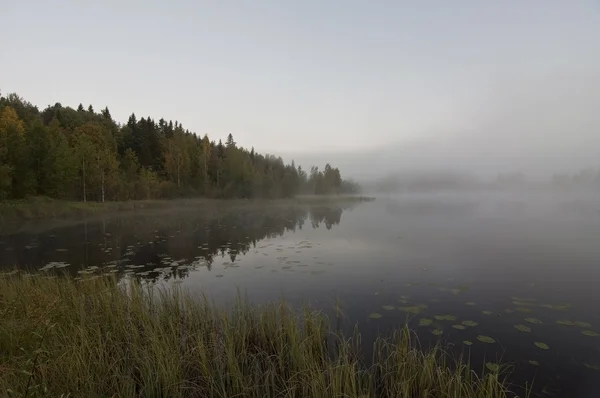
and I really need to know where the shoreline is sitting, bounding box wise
[0,195,375,223]
[0,273,520,397]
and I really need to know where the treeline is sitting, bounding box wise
[0,92,359,201]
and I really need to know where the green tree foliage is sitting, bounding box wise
[0,91,358,201]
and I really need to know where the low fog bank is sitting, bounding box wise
[287,65,600,190]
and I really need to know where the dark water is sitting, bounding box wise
[2,194,600,397]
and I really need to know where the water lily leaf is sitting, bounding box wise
[399,306,423,314]
[512,301,535,307]
[431,329,443,336]
[463,340,473,346]
[382,305,395,311]
[528,360,540,366]
[525,318,543,324]
[465,302,476,306]
[398,299,409,304]
[510,296,536,302]
[541,304,570,311]
[452,324,467,330]
[477,335,496,344]
[534,341,550,350]
[419,318,433,326]
[481,310,493,315]
[369,313,383,319]
[434,314,457,321]
[556,320,575,326]
[581,330,600,337]
[514,324,532,332]
[462,320,479,327]
[486,362,500,372]
[575,321,592,328]
[504,309,514,314]
[416,303,428,309]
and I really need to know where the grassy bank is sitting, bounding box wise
[0,195,375,222]
[0,273,522,398]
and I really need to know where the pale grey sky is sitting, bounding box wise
[1,1,599,178]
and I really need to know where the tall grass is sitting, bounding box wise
[0,273,523,397]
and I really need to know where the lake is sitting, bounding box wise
[2,193,600,397]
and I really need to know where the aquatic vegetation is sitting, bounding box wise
[476,335,496,344]
[528,360,540,366]
[481,310,493,316]
[398,299,409,304]
[514,324,531,333]
[452,325,467,330]
[463,340,473,346]
[418,318,433,326]
[398,306,424,314]
[382,305,395,311]
[215,274,224,278]
[0,274,517,397]
[486,363,500,372]
[512,301,535,307]
[503,309,514,314]
[461,320,479,327]
[510,296,535,302]
[581,330,600,337]
[434,315,457,321]
[574,321,592,328]
[540,304,570,311]
[524,318,543,324]
[431,329,443,336]
[556,320,575,326]
[533,342,550,350]
[369,312,383,319]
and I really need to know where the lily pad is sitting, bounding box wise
[514,324,532,332]
[486,362,500,372]
[512,301,535,307]
[369,313,383,319]
[534,341,550,350]
[382,305,395,311]
[463,340,473,346]
[462,320,479,327]
[419,318,433,326]
[399,295,409,300]
[511,296,536,302]
[525,318,543,324]
[581,330,600,337]
[556,320,575,326]
[541,304,570,311]
[398,299,409,304]
[481,310,493,315]
[465,302,476,306]
[504,309,514,314]
[452,324,467,330]
[434,314,457,321]
[431,329,443,336]
[528,360,540,366]
[575,321,592,328]
[476,335,496,344]
[399,306,424,314]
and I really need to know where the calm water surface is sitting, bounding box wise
[2,194,600,397]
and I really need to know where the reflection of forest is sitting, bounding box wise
[1,204,351,283]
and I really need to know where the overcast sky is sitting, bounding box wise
[1,1,599,179]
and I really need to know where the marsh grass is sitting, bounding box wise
[0,273,521,397]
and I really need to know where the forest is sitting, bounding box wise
[0,92,360,202]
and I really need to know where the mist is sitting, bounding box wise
[287,63,600,185]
